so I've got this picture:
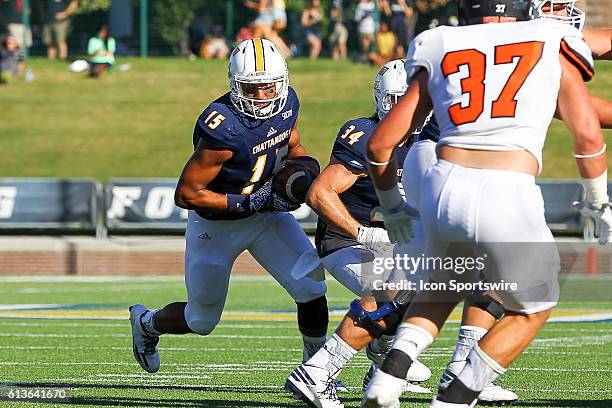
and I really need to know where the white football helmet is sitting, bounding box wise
[531,0,585,30]
[373,59,408,120]
[228,38,289,119]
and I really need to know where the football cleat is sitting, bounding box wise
[285,363,344,408]
[478,383,518,405]
[429,398,477,408]
[129,304,160,373]
[439,362,518,405]
[335,380,349,393]
[361,369,404,408]
[363,362,431,394]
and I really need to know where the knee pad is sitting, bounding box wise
[184,302,221,336]
[465,291,505,320]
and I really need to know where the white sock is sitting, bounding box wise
[445,325,488,378]
[390,323,434,361]
[303,335,327,362]
[140,310,162,336]
[456,343,506,393]
[306,333,357,379]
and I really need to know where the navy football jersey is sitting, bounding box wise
[192,87,299,220]
[415,113,440,143]
[315,116,409,257]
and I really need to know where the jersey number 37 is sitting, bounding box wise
[442,41,544,126]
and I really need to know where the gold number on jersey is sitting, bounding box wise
[441,41,544,126]
[340,125,366,145]
[204,110,226,130]
[242,154,267,194]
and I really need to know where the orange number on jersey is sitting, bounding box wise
[442,42,545,125]
[491,41,544,118]
[441,49,486,126]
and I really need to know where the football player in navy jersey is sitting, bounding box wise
[285,60,431,408]
[128,38,329,375]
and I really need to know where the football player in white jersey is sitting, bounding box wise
[430,0,612,402]
[128,39,330,375]
[361,0,611,407]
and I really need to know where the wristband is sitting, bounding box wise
[581,171,609,208]
[226,194,250,214]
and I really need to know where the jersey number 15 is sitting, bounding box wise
[442,41,544,126]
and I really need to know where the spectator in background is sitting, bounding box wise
[0,34,24,83]
[244,0,291,58]
[413,0,457,35]
[355,0,377,63]
[200,25,229,60]
[42,0,78,61]
[328,0,348,60]
[369,18,397,65]
[380,0,413,57]
[301,0,323,60]
[272,0,287,32]
[87,24,115,77]
[2,0,32,52]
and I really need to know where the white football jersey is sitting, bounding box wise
[405,19,594,173]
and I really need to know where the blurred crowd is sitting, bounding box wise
[0,0,120,81]
[192,0,458,65]
[1,0,459,83]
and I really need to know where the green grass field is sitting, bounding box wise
[0,276,611,407]
[0,58,610,181]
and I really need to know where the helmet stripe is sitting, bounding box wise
[253,38,265,72]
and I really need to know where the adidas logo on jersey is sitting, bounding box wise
[198,233,211,240]
[267,127,278,137]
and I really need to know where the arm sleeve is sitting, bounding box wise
[560,27,594,82]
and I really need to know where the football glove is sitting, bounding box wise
[248,179,273,211]
[383,203,420,245]
[357,226,394,257]
[573,201,612,245]
[261,192,301,213]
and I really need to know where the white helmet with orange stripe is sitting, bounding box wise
[228,38,289,119]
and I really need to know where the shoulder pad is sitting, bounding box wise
[405,27,444,80]
[560,28,594,81]
[332,118,377,171]
[195,102,236,150]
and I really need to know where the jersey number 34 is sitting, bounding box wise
[442,41,544,126]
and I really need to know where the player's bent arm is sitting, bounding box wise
[175,140,234,212]
[286,123,309,159]
[306,157,365,238]
[583,28,612,60]
[367,69,432,192]
[557,54,607,181]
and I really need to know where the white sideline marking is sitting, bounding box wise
[0,321,295,329]
[0,304,73,311]
[0,333,299,339]
[95,374,210,380]
[0,275,274,283]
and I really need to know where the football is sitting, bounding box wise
[272,156,320,204]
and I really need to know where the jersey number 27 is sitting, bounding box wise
[442,41,544,126]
